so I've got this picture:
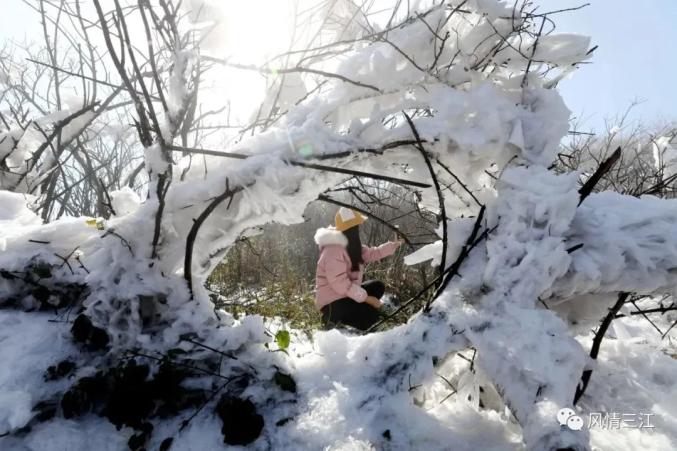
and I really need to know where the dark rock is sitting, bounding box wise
[30,263,52,279]
[33,400,58,422]
[127,432,146,451]
[61,374,108,419]
[54,356,210,437]
[89,327,110,350]
[71,314,90,343]
[104,361,154,430]
[150,362,205,417]
[32,286,51,304]
[71,314,109,350]
[45,360,76,381]
[215,395,264,446]
[127,422,153,450]
[159,437,174,451]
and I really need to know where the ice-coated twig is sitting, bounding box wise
[184,178,245,298]
[168,144,432,189]
[202,56,381,92]
[578,146,622,204]
[403,111,448,285]
[365,207,489,332]
[574,292,629,404]
[425,205,488,311]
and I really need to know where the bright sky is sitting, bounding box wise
[532,0,677,132]
[1,1,674,133]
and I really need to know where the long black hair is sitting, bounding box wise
[343,226,364,271]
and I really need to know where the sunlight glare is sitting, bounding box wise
[188,0,299,126]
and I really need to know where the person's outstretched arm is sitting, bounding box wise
[362,234,404,263]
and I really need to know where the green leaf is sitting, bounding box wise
[273,371,297,393]
[275,330,290,350]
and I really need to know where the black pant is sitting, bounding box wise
[321,280,385,331]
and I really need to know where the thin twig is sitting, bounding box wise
[425,206,487,311]
[202,56,381,92]
[168,144,431,189]
[184,179,244,298]
[403,111,448,285]
[317,194,412,245]
[574,292,629,404]
[579,146,622,205]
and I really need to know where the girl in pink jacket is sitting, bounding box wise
[314,207,403,331]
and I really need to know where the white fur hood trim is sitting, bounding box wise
[314,227,348,247]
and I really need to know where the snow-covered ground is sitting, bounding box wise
[1,302,675,451]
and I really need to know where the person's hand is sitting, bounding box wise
[365,295,382,309]
[392,232,405,246]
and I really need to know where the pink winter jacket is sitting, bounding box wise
[314,227,400,310]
